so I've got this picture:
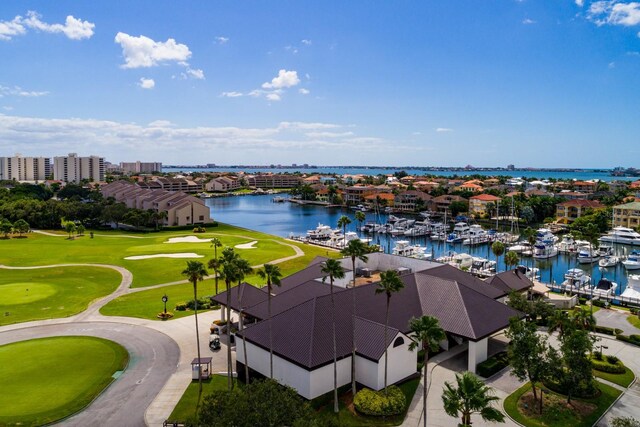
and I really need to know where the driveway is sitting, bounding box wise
[595,308,640,336]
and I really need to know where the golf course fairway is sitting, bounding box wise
[0,336,129,426]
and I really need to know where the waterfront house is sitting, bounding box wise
[469,194,501,217]
[205,176,241,192]
[556,190,588,200]
[432,195,467,213]
[573,180,597,194]
[213,254,521,399]
[414,180,440,193]
[344,185,377,205]
[613,201,640,229]
[556,199,604,223]
[394,190,433,212]
[246,174,303,189]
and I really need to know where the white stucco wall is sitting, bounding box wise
[468,338,488,373]
[308,357,352,399]
[375,333,417,390]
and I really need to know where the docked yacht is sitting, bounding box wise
[508,242,532,253]
[516,265,540,280]
[598,245,614,257]
[622,251,640,271]
[470,257,497,277]
[557,235,578,254]
[450,253,474,270]
[600,227,640,246]
[621,275,640,301]
[463,225,491,245]
[599,256,620,268]
[404,225,429,237]
[591,278,618,298]
[392,240,431,259]
[562,269,591,290]
[577,246,600,264]
[533,242,558,259]
[306,223,336,240]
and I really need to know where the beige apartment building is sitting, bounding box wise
[53,153,105,183]
[613,202,640,229]
[0,154,51,181]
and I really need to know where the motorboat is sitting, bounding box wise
[452,222,471,238]
[463,225,491,245]
[404,225,429,237]
[470,257,497,277]
[508,242,532,253]
[600,227,640,246]
[516,265,540,280]
[577,246,600,264]
[561,268,591,290]
[392,240,430,259]
[621,274,640,301]
[598,245,614,257]
[599,256,620,268]
[557,235,577,254]
[533,242,558,259]
[446,232,465,244]
[306,223,336,240]
[591,278,618,298]
[450,253,474,270]
[536,228,557,243]
[622,251,640,271]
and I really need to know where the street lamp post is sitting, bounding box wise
[162,294,168,314]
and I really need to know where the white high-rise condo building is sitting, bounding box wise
[120,161,163,174]
[0,154,51,182]
[53,153,105,183]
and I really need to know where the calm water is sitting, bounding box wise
[206,194,632,292]
[167,167,634,182]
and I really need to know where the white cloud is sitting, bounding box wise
[185,67,205,80]
[114,32,192,68]
[0,11,94,41]
[220,91,244,98]
[522,18,537,24]
[262,69,300,89]
[588,1,640,26]
[305,131,354,138]
[266,93,281,101]
[609,61,616,68]
[0,85,48,97]
[148,120,174,127]
[215,36,229,44]
[436,127,453,133]
[278,122,341,130]
[138,78,155,89]
[284,45,299,54]
[301,39,312,45]
[298,88,310,95]
[576,0,585,6]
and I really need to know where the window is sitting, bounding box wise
[393,337,404,348]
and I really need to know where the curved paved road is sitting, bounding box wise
[0,322,179,427]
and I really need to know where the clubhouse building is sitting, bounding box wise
[213,253,529,400]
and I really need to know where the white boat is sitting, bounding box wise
[599,256,620,268]
[591,278,618,298]
[404,225,429,237]
[463,225,491,245]
[452,222,471,237]
[533,242,558,259]
[470,257,497,277]
[508,242,532,253]
[577,246,600,264]
[600,227,640,246]
[621,275,640,301]
[562,268,591,290]
[622,252,640,271]
[516,265,540,280]
[598,245,614,257]
[306,223,336,240]
[557,235,577,254]
[536,228,558,244]
[450,253,474,270]
[446,232,465,244]
[392,240,430,259]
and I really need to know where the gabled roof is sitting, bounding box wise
[212,282,268,311]
[421,264,504,299]
[486,269,533,297]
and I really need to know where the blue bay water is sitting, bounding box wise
[205,194,632,292]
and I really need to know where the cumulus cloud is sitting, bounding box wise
[138,78,155,89]
[220,91,244,98]
[114,32,192,68]
[588,1,640,26]
[301,39,312,45]
[0,85,48,97]
[266,93,281,101]
[0,11,94,41]
[298,88,310,95]
[436,127,453,133]
[522,18,537,24]
[576,0,585,6]
[184,67,205,80]
[262,69,300,89]
[215,36,229,44]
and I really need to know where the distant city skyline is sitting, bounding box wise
[1,1,639,167]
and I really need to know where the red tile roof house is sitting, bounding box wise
[469,194,501,217]
[556,199,604,223]
[213,254,523,399]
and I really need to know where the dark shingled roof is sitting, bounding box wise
[274,256,349,295]
[211,282,268,311]
[486,269,534,297]
[421,264,504,299]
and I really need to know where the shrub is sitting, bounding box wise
[617,334,640,347]
[593,351,603,361]
[607,355,620,364]
[186,297,211,310]
[175,302,188,311]
[544,378,599,399]
[476,351,509,378]
[595,325,617,335]
[193,226,207,233]
[353,386,406,416]
[579,297,588,305]
[593,299,607,308]
[591,358,626,374]
[157,311,174,320]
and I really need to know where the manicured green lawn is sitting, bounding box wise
[0,336,128,426]
[0,266,121,326]
[0,224,334,288]
[626,314,640,329]
[169,375,238,422]
[100,280,225,320]
[593,366,635,388]
[504,381,621,427]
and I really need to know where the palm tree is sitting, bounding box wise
[321,259,346,414]
[442,371,505,427]
[375,270,405,394]
[355,210,366,235]
[219,247,241,390]
[571,306,596,331]
[504,251,520,271]
[491,241,506,273]
[408,316,446,427]
[181,260,209,405]
[257,263,283,379]
[522,227,537,270]
[209,238,223,295]
[340,239,370,395]
[337,215,352,247]
[234,257,253,385]
[547,309,570,338]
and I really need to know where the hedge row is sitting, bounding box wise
[595,325,624,336]
[616,334,640,347]
[353,386,406,416]
[477,351,509,378]
[591,359,626,374]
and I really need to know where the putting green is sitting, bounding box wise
[0,336,129,426]
[2,282,56,305]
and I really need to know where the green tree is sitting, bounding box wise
[505,318,550,408]
[181,260,209,406]
[337,215,352,247]
[547,310,571,338]
[0,218,12,238]
[219,247,241,390]
[558,325,595,404]
[571,306,596,331]
[520,205,535,224]
[76,224,85,236]
[234,256,253,385]
[491,241,505,272]
[355,210,366,233]
[408,316,446,427]
[257,263,283,379]
[12,218,29,237]
[504,251,519,270]
[340,239,370,395]
[375,270,405,394]
[321,259,346,413]
[449,200,469,218]
[442,371,505,427]
[209,238,223,295]
[63,221,77,239]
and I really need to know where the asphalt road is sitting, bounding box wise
[0,322,180,427]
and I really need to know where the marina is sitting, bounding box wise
[205,193,636,296]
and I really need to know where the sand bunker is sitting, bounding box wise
[165,236,212,244]
[124,253,204,260]
[235,241,258,249]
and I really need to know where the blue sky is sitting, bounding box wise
[1,1,639,167]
